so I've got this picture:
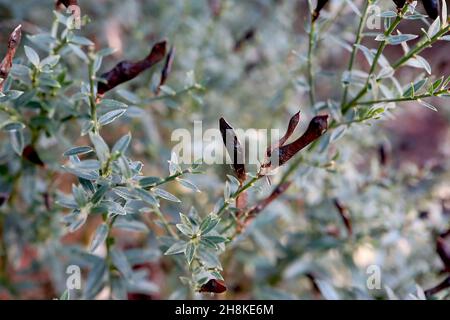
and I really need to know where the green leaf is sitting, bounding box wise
[185,242,196,264]
[386,34,418,45]
[98,109,126,126]
[9,130,24,155]
[203,235,227,244]
[24,46,40,67]
[84,260,107,299]
[139,176,163,188]
[177,178,200,193]
[89,223,109,252]
[63,146,94,157]
[135,188,159,207]
[2,121,25,132]
[164,241,188,255]
[110,249,133,279]
[91,184,109,204]
[89,132,110,164]
[153,188,181,203]
[176,223,194,237]
[98,99,128,110]
[112,133,131,154]
[200,216,220,235]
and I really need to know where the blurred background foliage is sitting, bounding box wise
[0,0,450,299]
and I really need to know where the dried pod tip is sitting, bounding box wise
[199,278,227,294]
[312,0,330,22]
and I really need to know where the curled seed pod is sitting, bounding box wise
[0,25,22,92]
[266,111,300,159]
[97,40,167,95]
[234,28,256,52]
[156,45,175,94]
[312,0,330,22]
[219,117,246,184]
[22,145,45,167]
[275,115,328,167]
[333,198,352,237]
[199,278,227,294]
[422,0,439,19]
[55,0,78,8]
[392,0,406,9]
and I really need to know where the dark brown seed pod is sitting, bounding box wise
[22,145,45,167]
[266,111,300,159]
[55,0,78,8]
[333,198,352,237]
[392,0,406,9]
[219,117,247,184]
[425,276,450,297]
[422,0,439,20]
[0,25,22,92]
[312,0,330,22]
[199,278,227,293]
[234,28,256,52]
[437,231,450,272]
[97,40,167,95]
[276,115,328,167]
[156,45,175,94]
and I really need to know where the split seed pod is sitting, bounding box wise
[199,278,227,294]
[219,117,246,184]
[422,0,439,19]
[98,40,167,95]
[0,25,22,92]
[312,0,330,22]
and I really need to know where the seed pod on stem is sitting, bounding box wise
[156,45,175,94]
[0,25,22,92]
[199,278,227,293]
[422,0,439,19]
[312,0,329,22]
[97,40,167,95]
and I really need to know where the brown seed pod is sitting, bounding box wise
[156,45,175,94]
[276,115,328,167]
[392,0,406,9]
[0,25,22,92]
[247,181,292,218]
[333,198,352,237]
[422,0,439,20]
[266,111,300,159]
[22,145,45,167]
[97,40,167,95]
[312,0,330,22]
[219,117,247,184]
[199,278,227,294]
[55,0,78,9]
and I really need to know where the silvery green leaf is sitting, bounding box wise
[114,219,148,232]
[403,78,427,97]
[164,241,187,255]
[418,99,437,111]
[117,89,140,104]
[63,166,99,180]
[68,44,88,62]
[39,55,60,68]
[111,249,133,279]
[97,47,117,57]
[91,184,109,204]
[72,184,87,206]
[116,156,132,179]
[177,178,200,193]
[68,210,88,232]
[135,188,159,207]
[9,130,24,155]
[427,17,441,38]
[89,132,110,164]
[103,200,127,215]
[56,195,78,209]
[153,188,180,202]
[84,260,107,299]
[2,121,25,132]
[73,159,101,170]
[203,235,227,244]
[354,45,374,65]
[112,133,131,154]
[185,242,196,264]
[24,46,40,67]
[99,109,126,126]
[81,120,94,136]
[70,35,95,46]
[386,34,418,45]
[440,35,450,41]
[10,64,31,77]
[63,146,93,157]
[224,181,231,200]
[89,223,109,252]
[159,85,176,96]
[415,56,431,75]
[200,216,220,235]
[6,90,23,100]
[114,187,138,200]
[379,11,397,18]
[138,176,163,188]
[176,223,193,237]
[330,126,347,142]
[98,99,128,110]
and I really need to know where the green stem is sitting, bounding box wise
[341,0,371,107]
[217,176,259,217]
[356,89,448,105]
[307,16,316,107]
[342,4,409,114]
[88,57,98,132]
